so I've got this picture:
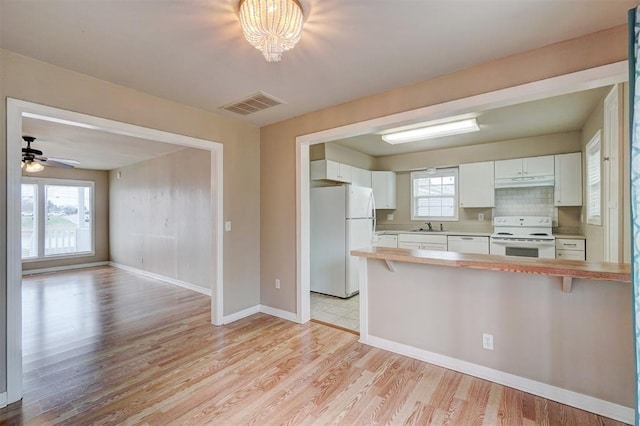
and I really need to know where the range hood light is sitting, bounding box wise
[382,118,480,145]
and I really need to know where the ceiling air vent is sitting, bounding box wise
[220,91,284,115]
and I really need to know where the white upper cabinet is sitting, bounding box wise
[371,171,396,209]
[351,167,372,188]
[524,155,555,177]
[459,161,495,208]
[554,152,582,206]
[495,155,554,179]
[310,160,352,183]
[494,158,522,179]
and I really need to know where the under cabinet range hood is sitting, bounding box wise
[494,174,555,189]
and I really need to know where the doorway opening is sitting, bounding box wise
[295,62,628,334]
[6,98,224,405]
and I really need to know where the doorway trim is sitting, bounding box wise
[295,61,628,324]
[6,98,225,404]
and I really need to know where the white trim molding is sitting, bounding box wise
[223,305,261,324]
[109,262,212,296]
[0,392,7,408]
[360,334,634,425]
[260,305,300,323]
[22,261,110,276]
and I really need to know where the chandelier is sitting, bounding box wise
[238,0,304,62]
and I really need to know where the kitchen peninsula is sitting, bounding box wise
[351,247,633,423]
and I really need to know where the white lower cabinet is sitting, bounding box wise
[374,234,398,248]
[447,236,489,254]
[555,238,586,261]
[397,233,447,251]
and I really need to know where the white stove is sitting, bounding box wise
[490,216,555,258]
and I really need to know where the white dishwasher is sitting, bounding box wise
[447,235,489,254]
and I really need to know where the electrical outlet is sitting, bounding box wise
[225,221,232,232]
[478,213,484,221]
[482,333,494,350]
[275,279,280,289]
[386,213,394,221]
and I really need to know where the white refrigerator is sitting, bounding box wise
[310,185,375,298]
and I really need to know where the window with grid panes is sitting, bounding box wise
[410,168,459,221]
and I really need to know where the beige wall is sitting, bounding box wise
[1,48,261,392]
[365,259,633,407]
[581,97,605,262]
[21,167,110,271]
[109,148,212,290]
[261,26,628,314]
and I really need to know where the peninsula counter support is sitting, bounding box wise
[351,247,633,424]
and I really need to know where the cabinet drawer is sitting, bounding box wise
[556,249,585,261]
[398,233,447,244]
[555,239,585,251]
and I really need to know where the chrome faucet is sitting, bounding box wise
[425,222,432,231]
[439,223,444,231]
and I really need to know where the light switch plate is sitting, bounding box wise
[386,214,394,221]
[225,221,231,232]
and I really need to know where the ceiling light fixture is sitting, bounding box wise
[23,160,44,173]
[382,118,480,145]
[238,0,304,62]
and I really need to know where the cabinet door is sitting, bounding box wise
[554,153,582,206]
[523,155,554,177]
[351,167,372,187]
[310,160,351,183]
[371,171,396,209]
[494,159,522,179]
[459,161,495,207]
[337,163,352,183]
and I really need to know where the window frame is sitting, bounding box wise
[585,130,602,226]
[410,167,459,221]
[21,177,96,262]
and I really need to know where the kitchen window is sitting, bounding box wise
[21,177,95,261]
[585,131,601,225]
[410,168,459,221]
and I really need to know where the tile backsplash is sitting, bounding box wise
[495,187,558,224]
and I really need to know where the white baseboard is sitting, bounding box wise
[0,392,6,408]
[360,334,634,425]
[109,262,211,296]
[259,305,299,323]
[223,305,260,324]
[22,261,110,276]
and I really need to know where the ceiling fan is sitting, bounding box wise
[21,136,79,172]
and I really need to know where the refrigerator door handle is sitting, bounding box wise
[370,192,376,243]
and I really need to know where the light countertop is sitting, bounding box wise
[351,247,629,283]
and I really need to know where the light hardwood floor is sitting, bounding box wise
[0,266,626,425]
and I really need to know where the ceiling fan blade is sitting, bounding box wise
[45,157,80,165]
[37,158,75,169]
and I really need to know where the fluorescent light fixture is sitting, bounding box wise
[382,118,479,144]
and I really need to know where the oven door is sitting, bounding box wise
[490,238,556,259]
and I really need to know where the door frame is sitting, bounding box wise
[295,61,628,325]
[6,98,225,404]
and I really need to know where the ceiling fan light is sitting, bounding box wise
[238,0,304,62]
[24,161,44,173]
[382,118,480,144]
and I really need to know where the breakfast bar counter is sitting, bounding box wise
[351,247,630,291]
[350,247,633,423]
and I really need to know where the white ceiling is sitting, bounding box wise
[21,117,187,170]
[334,85,612,157]
[1,0,634,127]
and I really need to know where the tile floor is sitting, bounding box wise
[310,292,359,332]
